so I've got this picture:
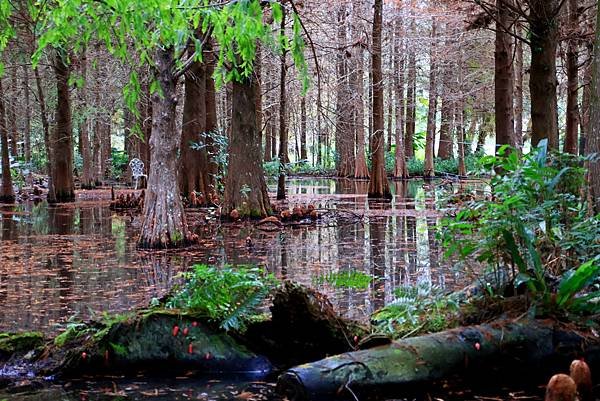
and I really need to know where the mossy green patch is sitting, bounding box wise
[0,332,44,356]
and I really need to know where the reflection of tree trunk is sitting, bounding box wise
[280,232,288,278]
[369,218,386,312]
[48,206,75,321]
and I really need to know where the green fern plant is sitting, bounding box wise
[166,264,278,332]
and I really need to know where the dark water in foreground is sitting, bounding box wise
[0,178,473,333]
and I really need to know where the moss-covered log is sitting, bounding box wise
[277,319,600,401]
[34,310,271,378]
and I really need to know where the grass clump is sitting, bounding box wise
[314,270,372,289]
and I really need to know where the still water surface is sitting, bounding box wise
[0,178,469,333]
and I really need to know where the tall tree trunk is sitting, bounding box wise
[79,49,94,189]
[565,0,579,154]
[0,79,14,203]
[48,51,75,203]
[224,75,271,217]
[438,27,454,160]
[277,6,288,200]
[351,2,369,179]
[514,33,524,152]
[581,48,593,155]
[495,0,515,152]
[529,0,561,149]
[587,2,600,213]
[300,96,307,161]
[393,17,408,179]
[335,4,354,178]
[424,20,438,179]
[457,35,467,177]
[367,0,391,198]
[205,47,218,195]
[34,67,52,195]
[23,65,31,164]
[404,16,417,159]
[139,47,191,248]
[8,67,17,158]
[179,57,212,202]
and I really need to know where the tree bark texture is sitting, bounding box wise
[223,76,271,218]
[335,5,354,178]
[495,0,515,152]
[393,18,408,179]
[138,47,191,249]
[587,2,600,213]
[277,6,288,200]
[48,51,75,203]
[368,0,390,198]
[404,16,417,159]
[529,0,561,149]
[424,19,438,179]
[0,78,14,203]
[179,57,213,203]
[565,0,579,154]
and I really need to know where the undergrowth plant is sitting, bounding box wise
[314,270,372,289]
[440,140,600,315]
[166,264,278,332]
[371,285,459,338]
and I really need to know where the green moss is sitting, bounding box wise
[0,332,44,355]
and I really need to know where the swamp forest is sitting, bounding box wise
[0,0,600,400]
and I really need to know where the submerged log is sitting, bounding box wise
[277,319,600,401]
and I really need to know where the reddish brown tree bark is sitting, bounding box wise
[404,15,417,159]
[179,56,213,203]
[529,0,561,149]
[48,51,75,203]
[393,17,408,179]
[223,75,271,217]
[495,0,515,152]
[139,47,191,248]
[368,0,391,198]
[0,78,14,203]
[565,0,579,154]
[424,19,438,179]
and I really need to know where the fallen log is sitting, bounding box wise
[277,319,600,401]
